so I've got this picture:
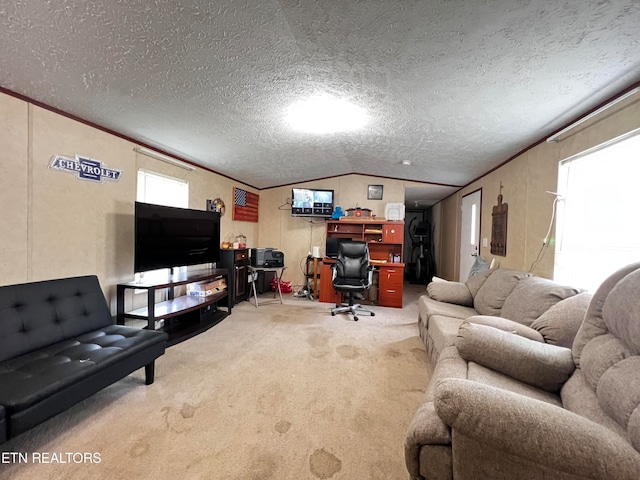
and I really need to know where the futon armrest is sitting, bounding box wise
[455,322,574,392]
[434,379,640,480]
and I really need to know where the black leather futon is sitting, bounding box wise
[0,275,167,444]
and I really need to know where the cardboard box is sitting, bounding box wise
[187,278,227,296]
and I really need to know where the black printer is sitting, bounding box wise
[250,248,285,268]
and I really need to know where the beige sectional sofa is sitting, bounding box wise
[405,263,640,479]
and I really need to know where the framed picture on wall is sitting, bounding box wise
[368,184,383,200]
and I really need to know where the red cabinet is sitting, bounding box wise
[378,264,404,308]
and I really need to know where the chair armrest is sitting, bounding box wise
[455,322,574,392]
[435,379,640,479]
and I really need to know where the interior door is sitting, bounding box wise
[459,190,482,281]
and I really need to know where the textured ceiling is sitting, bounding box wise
[1,0,640,205]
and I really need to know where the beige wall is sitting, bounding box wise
[0,94,29,285]
[259,175,423,287]
[0,92,259,312]
[7,87,636,301]
[436,94,640,281]
[0,91,429,307]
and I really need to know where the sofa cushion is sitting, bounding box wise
[464,315,544,342]
[418,296,478,327]
[561,369,628,440]
[465,268,494,297]
[428,316,466,363]
[500,276,583,326]
[530,292,592,348]
[473,269,526,316]
[455,322,575,392]
[426,281,473,307]
[467,362,562,407]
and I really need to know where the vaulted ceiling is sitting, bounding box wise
[2,1,639,205]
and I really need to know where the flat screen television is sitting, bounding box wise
[134,202,221,273]
[292,188,334,217]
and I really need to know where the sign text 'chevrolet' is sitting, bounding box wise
[49,154,122,182]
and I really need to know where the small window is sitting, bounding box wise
[137,170,188,208]
[554,130,640,292]
[136,170,190,281]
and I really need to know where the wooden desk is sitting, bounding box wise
[319,258,404,308]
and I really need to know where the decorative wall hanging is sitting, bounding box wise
[207,198,226,216]
[232,187,259,222]
[49,154,122,182]
[490,182,508,256]
[368,184,383,200]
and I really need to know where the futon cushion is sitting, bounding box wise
[0,325,166,412]
[0,275,113,362]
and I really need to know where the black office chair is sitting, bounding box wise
[330,241,375,321]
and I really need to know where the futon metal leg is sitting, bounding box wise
[145,362,155,385]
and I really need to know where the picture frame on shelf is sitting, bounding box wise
[367,184,383,200]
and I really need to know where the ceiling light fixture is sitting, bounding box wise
[285,94,368,134]
[401,160,412,166]
[133,146,195,171]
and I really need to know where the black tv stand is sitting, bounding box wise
[116,268,230,347]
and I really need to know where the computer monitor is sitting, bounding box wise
[325,237,350,258]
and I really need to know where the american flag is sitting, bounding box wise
[233,187,259,222]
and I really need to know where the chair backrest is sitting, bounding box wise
[334,241,370,280]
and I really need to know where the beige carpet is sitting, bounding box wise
[0,284,431,480]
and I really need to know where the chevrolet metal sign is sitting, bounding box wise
[49,154,122,182]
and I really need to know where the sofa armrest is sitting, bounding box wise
[404,346,467,477]
[464,315,544,342]
[427,281,473,307]
[435,379,640,479]
[455,322,574,392]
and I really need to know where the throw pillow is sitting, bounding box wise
[455,322,576,392]
[467,255,491,279]
[530,292,593,348]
